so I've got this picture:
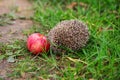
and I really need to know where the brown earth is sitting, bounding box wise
[0,60,13,80]
[0,0,34,43]
[0,19,33,43]
[0,0,34,79]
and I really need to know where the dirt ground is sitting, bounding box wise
[0,0,33,79]
[0,0,33,43]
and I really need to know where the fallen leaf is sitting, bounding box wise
[7,56,15,63]
[106,27,113,30]
[79,2,88,8]
[98,27,113,32]
[109,10,118,14]
[66,2,77,9]
[89,79,94,80]
[66,57,87,64]
[98,27,103,32]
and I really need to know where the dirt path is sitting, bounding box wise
[0,0,33,43]
[0,60,13,80]
[0,0,34,79]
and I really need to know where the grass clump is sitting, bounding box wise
[32,0,120,79]
[0,0,119,80]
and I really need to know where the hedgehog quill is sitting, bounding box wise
[48,20,89,53]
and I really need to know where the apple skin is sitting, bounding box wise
[27,33,50,54]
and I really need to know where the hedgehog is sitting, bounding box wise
[48,20,89,53]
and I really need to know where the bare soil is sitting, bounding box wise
[0,19,33,43]
[0,0,34,43]
[0,60,13,80]
[0,0,34,79]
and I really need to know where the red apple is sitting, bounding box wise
[27,33,50,54]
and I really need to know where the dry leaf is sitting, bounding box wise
[98,27,103,32]
[89,79,94,80]
[67,57,87,64]
[98,27,113,32]
[79,2,88,8]
[109,10,118,14]
[7,56,15,63]
[66,2,77,9]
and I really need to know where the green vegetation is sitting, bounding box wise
[0,13,16,26]
[0,0,120,79]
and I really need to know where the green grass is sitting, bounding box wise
[0,0,120,80]
[0,13,16,26]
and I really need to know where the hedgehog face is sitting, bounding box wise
[48,20,89,53]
